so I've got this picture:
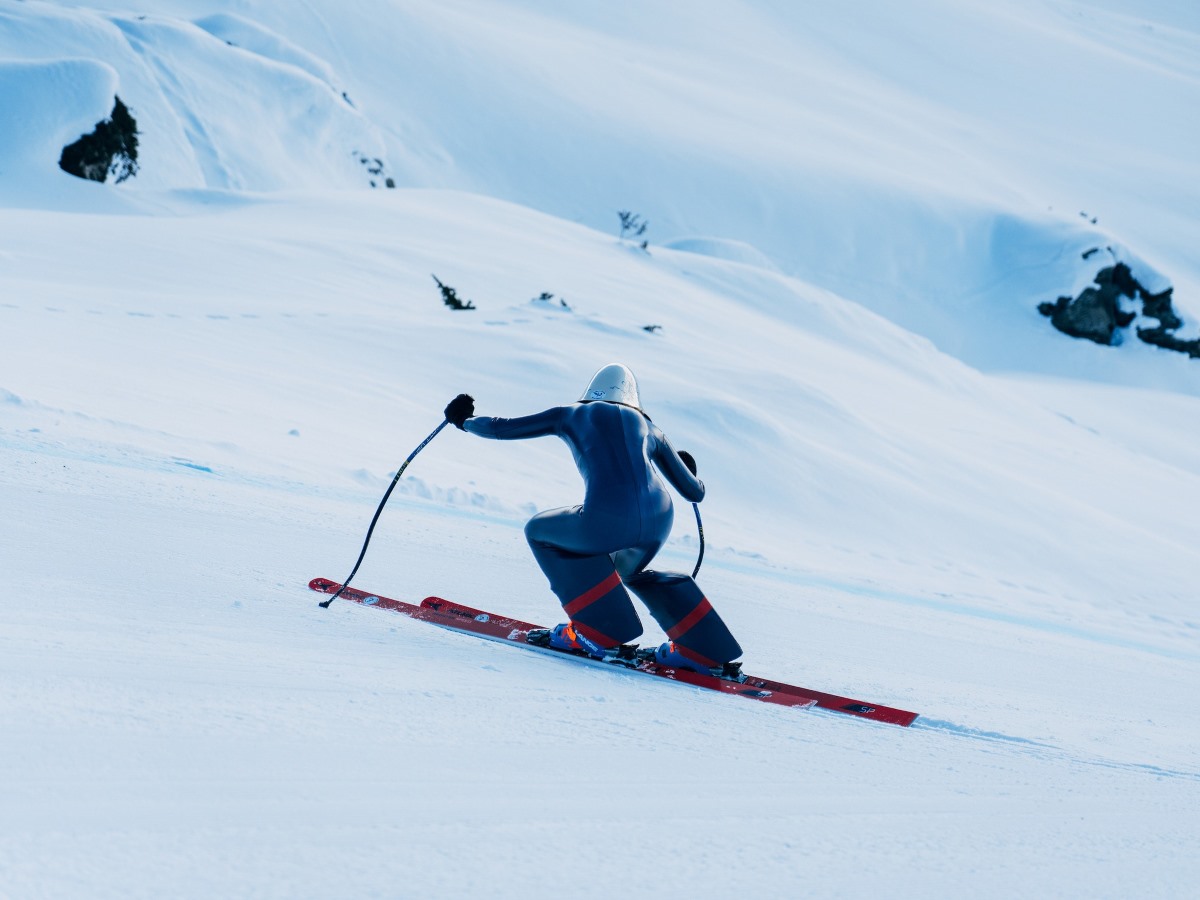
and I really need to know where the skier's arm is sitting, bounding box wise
[652,428,705,502]
[463,406,566,440]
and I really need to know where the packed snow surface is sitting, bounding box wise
[2,1,1198,898]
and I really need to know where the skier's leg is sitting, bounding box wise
[525,508,642,646]
[624,569,742,666]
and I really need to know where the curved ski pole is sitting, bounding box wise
[692,501,705,579]
[320,419,451,609]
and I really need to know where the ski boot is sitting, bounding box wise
[639,641,746,682]
[527,623,639,666]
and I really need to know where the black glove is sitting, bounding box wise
[678,450,697,475]
[444,394,475,430]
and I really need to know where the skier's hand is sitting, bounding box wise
[678,450,697,475]
[444,394,475,430]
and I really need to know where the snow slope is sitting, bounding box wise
[4,0,1199,371]
[2,1,1199,898]
[4,189,1199,898]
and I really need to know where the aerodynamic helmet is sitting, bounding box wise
[579,363,642,410]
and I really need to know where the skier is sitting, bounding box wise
[443,363,742,674]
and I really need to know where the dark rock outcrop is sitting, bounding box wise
[1037,264,1137,345]
[59,96,139,184]
[1040,261,1196,358]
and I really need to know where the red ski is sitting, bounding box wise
[309,577,918,726]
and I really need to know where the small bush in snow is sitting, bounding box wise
[618,210,648,242]
[432,274,475,310]
[533,291,571,311]
[357,153,395,188]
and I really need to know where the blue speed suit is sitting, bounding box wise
[464,401,742,666]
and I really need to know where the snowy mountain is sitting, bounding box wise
[2,2,1199,898]
[7,0,1200,370]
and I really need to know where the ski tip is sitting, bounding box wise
[309,578,344,608]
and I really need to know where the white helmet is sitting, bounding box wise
[580,363,642,409]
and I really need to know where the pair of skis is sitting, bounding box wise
[308,578,918,726]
